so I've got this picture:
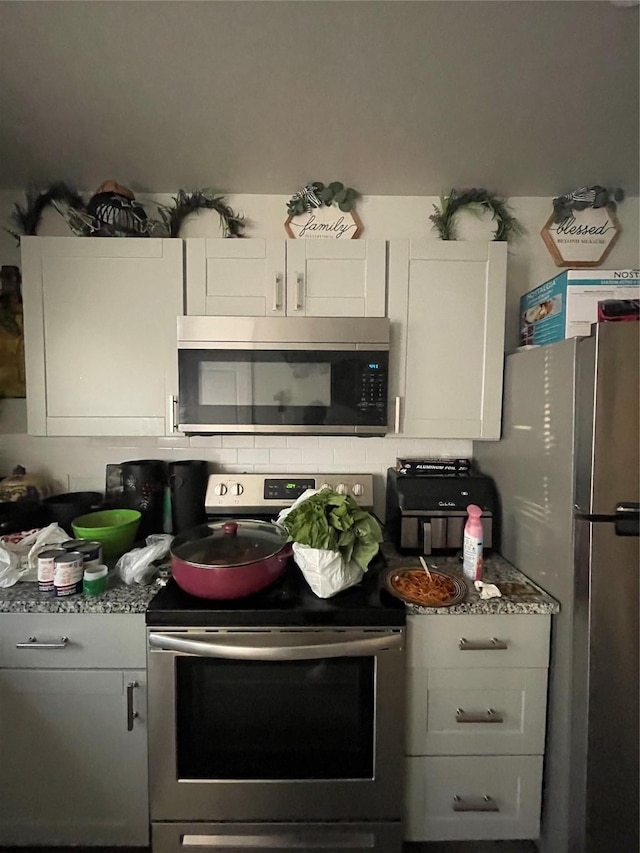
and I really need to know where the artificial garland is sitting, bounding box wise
[7,181,86,243]
[551,185,624,223]
[430,188,522,242]
[157,189,244,238]
[287,181,359,217]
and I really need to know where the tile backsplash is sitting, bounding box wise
[0,425,472,521]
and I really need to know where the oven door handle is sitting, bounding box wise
[148,631,403,660]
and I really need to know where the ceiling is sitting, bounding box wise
[0,1,638,198]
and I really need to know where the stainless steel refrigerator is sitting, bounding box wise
[474,321,639,853]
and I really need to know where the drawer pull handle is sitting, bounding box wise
[459,637,508,651]
[456,708,504,724]
[126,681,139,732]
[15,636,69,650]
[453,795,500,813]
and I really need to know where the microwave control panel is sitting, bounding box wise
[358,362,387,410]
[205,473,374,513]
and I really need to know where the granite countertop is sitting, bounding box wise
[382,543,560,615]
[0,546,559,617]
[0,564,171,615]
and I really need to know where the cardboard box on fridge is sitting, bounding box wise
[519,269,640,346]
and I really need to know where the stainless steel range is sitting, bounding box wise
[146,473,406,853]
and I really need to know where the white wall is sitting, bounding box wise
[0,191,638,518]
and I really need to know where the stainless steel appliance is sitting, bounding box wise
[474,322,639,853]
[384,468,497,554]
[146,473,406,853]
[176,316,390,435]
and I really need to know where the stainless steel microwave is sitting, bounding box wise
[176,316,390,435]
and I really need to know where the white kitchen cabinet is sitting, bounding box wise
[388,240,507,439]
[185,238,386,317]
[0,613,148,846]
[21,236,183,436]
[404,614,550,842]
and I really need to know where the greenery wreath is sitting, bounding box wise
[429,188,522,242]
[158,189,244,238]
[7,181,86,243]
[286,181,359,217]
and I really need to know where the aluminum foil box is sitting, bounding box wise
[519,269,640,346]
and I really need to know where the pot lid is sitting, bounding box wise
[171,519,288,568]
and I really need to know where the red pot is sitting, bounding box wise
[170,519,292,600]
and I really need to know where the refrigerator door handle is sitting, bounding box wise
[615,502,639,537]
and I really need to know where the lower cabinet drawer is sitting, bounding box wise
[404,755,543,841]
[406,667,548,756]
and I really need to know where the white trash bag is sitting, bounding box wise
[291,542,364,599]
[0,523,69,587]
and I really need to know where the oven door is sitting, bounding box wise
[177,347,388,434]
[147,628,405,822]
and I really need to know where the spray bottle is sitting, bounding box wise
[463,504,483,582]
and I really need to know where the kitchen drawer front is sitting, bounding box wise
[0,613,146,669]
[153,821,402,853]
[405,754,543,841]
[406,667,548,756]
[407,614,550,669]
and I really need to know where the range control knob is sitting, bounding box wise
[319,482,331,491]
[213,483,228,496]
[336,483,347,495]
[230,483,244,496]
[351,483,364,497]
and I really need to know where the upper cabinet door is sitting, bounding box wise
[388,241,507,440]
[21,237,183,437]
[185,239,286,316]
[285,240,386,317]
[185,239,386,318]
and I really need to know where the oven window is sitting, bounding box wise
[176,657,375,780]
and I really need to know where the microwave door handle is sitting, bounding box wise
[148,631,402,660]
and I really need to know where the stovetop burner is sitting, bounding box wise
[146,550,404,627]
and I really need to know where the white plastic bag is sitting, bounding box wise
[277,488,365,599]
[116,533,173,585]
[291,542,364,599]
[0,523,69,586]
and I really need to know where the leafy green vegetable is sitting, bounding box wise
[281,489,382,571]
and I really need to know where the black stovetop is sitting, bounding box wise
[145,550,405,628]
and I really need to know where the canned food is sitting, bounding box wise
[61,539,88,551]
[74,540,103,570]
[37,548,67,594]
[53,551,84,597]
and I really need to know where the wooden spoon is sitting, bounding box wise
[419,555,433,581]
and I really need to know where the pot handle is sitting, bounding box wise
[148,631,402,661]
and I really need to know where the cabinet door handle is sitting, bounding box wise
[295,273,304,310]
[453,795,499,813]
[126,681,139,731]
[456,708,504,724]
[16,636,69,649]
[394,396,401,433]
[273,273,283,311]
[459,637,508,651]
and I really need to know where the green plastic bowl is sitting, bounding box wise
[71,509,141,559]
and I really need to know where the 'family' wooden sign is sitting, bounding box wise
[285,206,363,239]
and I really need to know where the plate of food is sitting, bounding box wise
[383,566,467,608]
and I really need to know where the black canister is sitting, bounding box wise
[119,459,166,539]
[168,460,209,535]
